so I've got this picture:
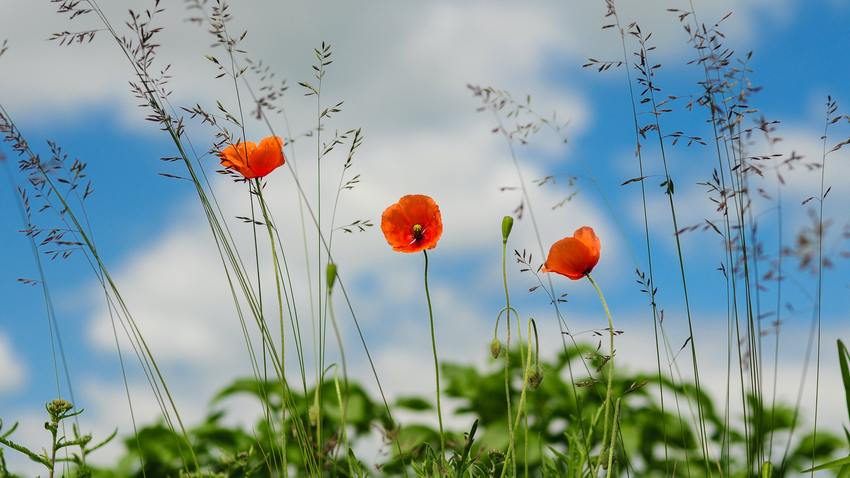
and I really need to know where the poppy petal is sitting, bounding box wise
[542,237,595,280]
[219,141,256,173]
[398,195,435,224]
[573,226,601,266]
[248,136,285,179]
[381,202,414,252]
[218,137,284,179]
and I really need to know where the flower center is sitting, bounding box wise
[411,223,424,241]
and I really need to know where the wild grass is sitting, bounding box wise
[1,0,849,476]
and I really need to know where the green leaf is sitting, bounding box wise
[838,339,850,421]
[454,419,478,477]
[396,425,439,455]
[394,396,432,411]
[802,454,850,472]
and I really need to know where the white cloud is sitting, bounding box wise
[0,0,792,122]
[0,333,25,392]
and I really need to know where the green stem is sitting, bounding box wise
[523,410,529,478]
[332,369,355,477]
[423,250,446,465]
[255,181,289,474]
[811,98,831,477]
[313,51,325,459]
[501,238,516,476]
[499,322,535,478]
[587,274,616,475]
[606,398,622,478]
[49,424,58,478]
[328,294,351,467]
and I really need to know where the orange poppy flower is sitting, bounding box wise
[381,194,443,253]
[219,135,285,179]
[542,226,601,280]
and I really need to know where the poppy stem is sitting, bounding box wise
[586,273,617,477]
[501,234,517,476]
[499,319,536,478]
[422,250,446,466]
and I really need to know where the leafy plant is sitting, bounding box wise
[0,400,114,478]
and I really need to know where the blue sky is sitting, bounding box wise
[2,0,850,471]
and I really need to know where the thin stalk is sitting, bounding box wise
[811,98,831,475]
[328,290,351,466]
[73,3,321,471]
[1,105,198,471]
[499,321,536,478]
[492,113,594,463]
[255,180,290,474]
[767,181,783,462]
[606,398,623,478]
[638,32,712,468]
[314,50,325,457]
[194,36,407,473]
[227,43,287,471]
[423,250,446,466]
[779,306,818,471]
[610,5,670,469]
[332,368,355,477]
[684,4,762,468]
[501,235,516,476]
[587,274,617,475]
[2,163,80,457]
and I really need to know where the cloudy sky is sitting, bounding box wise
[2,0,850,473]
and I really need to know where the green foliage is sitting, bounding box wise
[803,339,850,475]
[0,345,827,477]
[0,399,115,478]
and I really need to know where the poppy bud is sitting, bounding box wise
[326,263,338,291]
[528,371,543,390]
[490,338,502,359]
[501,216,514,243]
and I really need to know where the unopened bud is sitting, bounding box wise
[489,448,505,462]
[501,216,514,243]
[326,263,337,290]
[490,338,502,359]
[528,371,543,390]
[46,399,73,421]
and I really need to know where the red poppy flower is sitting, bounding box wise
[219,136,285,179]
[542,226,601,280]
[381,194,443,253]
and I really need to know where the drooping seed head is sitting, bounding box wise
[490,338,502,359]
